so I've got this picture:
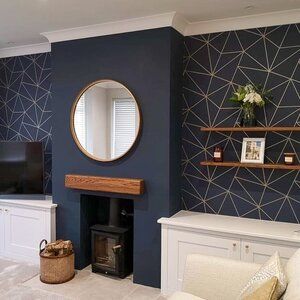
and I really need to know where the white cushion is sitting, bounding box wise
[283,279,300,300]
[168,291,206,300]
[239,251,287,299]
[183,254,260,300]
[285,248,300,281]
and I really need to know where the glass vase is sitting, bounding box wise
[241,104,256,127]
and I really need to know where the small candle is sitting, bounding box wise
[284,153,296,165]
[214,146,223,162]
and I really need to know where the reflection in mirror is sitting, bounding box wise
[72,80,140,161]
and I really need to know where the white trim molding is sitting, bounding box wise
[41,12,187,44]
[185,9,300,36]
[172,13,189,36]
[40,8,300,43]
[1,9,299,58]
[0,43,51,59]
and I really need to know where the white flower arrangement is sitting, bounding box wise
[229,83,271,108]
[243,92,263,105]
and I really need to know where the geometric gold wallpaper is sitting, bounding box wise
[182,24,300,223]
[0,53,52,193]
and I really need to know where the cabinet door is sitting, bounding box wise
[4,206,46,262]
[241,240,298,265]
[0,207,4,254]
[167,228,240,294]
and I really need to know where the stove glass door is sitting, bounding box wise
[93,233,119,271]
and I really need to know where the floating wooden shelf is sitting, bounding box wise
[65,174,144,195]
[200,161,300,170]
[201,126,300,132]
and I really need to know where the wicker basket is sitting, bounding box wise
[39,239,75,284]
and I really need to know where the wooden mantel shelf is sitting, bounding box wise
[65,174,144,195]
[201,161,300,170]
[201,126,300,132]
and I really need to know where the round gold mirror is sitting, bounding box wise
[71,80,141,162]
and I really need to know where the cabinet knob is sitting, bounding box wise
[4,209,8,212]
[233,243,237,247]
[245,245,249,249]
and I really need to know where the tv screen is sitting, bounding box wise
[0,142,44,194]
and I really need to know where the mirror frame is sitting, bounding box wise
[70,79,142,162]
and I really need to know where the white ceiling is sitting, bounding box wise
[0,0,300,49]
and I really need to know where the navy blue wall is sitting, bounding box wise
[51,27,182,287]
[0,54,52,193]
[182,24,300,222]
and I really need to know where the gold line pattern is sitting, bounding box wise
[182,24,300,223]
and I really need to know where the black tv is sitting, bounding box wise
[0,142,44,194]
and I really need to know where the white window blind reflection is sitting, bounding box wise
[74,95,86,148]
[112,98,136,157]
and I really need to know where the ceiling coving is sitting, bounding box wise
[0,0,299,58]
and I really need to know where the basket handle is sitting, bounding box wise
[39,239,48,253]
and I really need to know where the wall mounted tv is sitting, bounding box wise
[0,141,44,194]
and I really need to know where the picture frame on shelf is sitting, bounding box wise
[241,138,265,164]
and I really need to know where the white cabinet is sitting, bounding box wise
[166,228,240,292]
[0,199,57,264]
[158,210,300,296]
[241,240,297,265]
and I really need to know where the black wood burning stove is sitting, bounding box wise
[90,198,133,278]
[91,225,132,278]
